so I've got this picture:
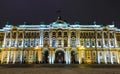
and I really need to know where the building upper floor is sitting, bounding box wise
[0,17,120,49]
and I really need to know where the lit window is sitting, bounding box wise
[52,40,56,47]
[72,40,76,47]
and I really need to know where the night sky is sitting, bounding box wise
[0,0,120,28]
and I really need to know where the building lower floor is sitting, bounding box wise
[0,47,120,64]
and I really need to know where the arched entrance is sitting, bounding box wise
[55,50,65,63]
[42,50,49,63]
[71,50,77,64]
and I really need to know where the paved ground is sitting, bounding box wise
[0,64,120,74]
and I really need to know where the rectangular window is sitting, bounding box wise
[98,41,101,46]
[31,41,33,47]
[25,41,27,47]
[111,41,114,47]
[86,40,90,47]
[105,40,108,47]
[18,41,20,46]
[7,41,9,46]
[72,40,76,47]
[52,40,56,47]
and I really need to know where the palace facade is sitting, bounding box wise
[0,17,120,64]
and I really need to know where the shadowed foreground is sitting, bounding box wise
[0,64,120,74]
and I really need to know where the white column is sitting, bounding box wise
[3,31,7,47]
[51,51,55,64]
[38,51,42,63]
[114,31,117,47]
[68,30,71,47]
[15,31,18,47]
[104,50,107,64]
[65,50,71,64]
[68,51,71,64]
[39,30,43,47]
[49,51,52,64]
[7,51,10,64]
[97,51,100,64]
[65,51,68,64]
[78,51,82,64]
[9,31,12,47]
[110,51,113,64]
[102,30,105,47]
[20,51,23,63]
[95,30,98,47]
[13,51,16,64]
[116,51,120,64]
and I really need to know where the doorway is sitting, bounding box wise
[43,50,49,63]
[55,50,64,63]
[71,51,77,63]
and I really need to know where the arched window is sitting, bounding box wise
[52,32,56,35]
[71,32,75,36]
[58,32,61,36]
[45,32,48,35]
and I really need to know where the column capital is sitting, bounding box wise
[77,46,85,51]
[34,47,42,51]
[66,47,71,51]
[49,47,55,51]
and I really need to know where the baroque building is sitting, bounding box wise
[0,17,120,64]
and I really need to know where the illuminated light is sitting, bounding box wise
[58,24,62,27]
[86,46,90,48]
[78,46,85,50]
[79,25,101,28]
[117,29,120,32]
[51,21,68,28]
[20,51,23,64]
[5,25,12,28]
[108,25,114,28]
[34,46,39,50]
[0,29,4,31]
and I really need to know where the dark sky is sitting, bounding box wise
[0,0,120,28]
